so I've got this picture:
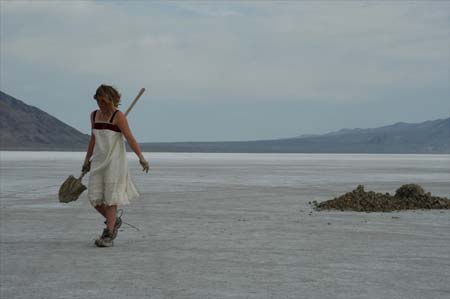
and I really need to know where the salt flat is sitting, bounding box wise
[1,152,449,299]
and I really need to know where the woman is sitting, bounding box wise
[83,84,149,247]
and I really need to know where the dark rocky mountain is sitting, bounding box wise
[0,91,89,150]
[1,90,448,153]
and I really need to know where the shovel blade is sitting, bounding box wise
[58,175,87,203]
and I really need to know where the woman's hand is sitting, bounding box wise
[139,159,149,173]
[82,160,91,173]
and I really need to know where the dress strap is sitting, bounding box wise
[109,110,119,123]
[92,110,98,123]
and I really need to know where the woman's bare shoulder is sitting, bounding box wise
[115,110,127,120]
[112,110,127,126]
[90,110,96,124]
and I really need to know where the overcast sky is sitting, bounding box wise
[1,1,449,142]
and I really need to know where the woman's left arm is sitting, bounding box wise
[115,111,148,171]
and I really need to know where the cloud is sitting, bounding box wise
[2,1,449,103]
[164,1,246,17]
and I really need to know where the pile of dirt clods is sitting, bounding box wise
[313,184,450,212]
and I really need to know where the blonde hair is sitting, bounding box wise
[94,84,121,109]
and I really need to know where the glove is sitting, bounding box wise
[82,160,91,173]
[139,159,149,173]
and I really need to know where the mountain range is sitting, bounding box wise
[1,91,448,153]
[0,91,90,150]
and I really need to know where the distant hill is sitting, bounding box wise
[1,91,448,153]
[140,118,449,154]
[0,91,89,150]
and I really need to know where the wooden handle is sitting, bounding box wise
[124,88,146,116]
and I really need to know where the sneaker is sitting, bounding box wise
[112,216,122,240]
[103,209,123,240]
[95,228,113,247]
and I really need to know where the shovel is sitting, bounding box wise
[58,171,89,203]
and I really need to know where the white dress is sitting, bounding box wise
[87,110,139,207]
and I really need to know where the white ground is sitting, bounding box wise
[1,153,449,299]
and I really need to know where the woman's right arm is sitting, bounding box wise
[83,112,96,166]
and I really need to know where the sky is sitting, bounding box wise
[1,0,449,142]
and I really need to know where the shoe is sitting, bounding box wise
[112,216,122,240]
[103,209,123,240]
[95,228,113,247]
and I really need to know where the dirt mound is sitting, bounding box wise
[394,184,425,198]
[313,184,450,212]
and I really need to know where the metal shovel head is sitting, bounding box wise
[58,175,87,203]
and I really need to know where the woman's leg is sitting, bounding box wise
[104,205,117,233]
[94,204,107,219]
